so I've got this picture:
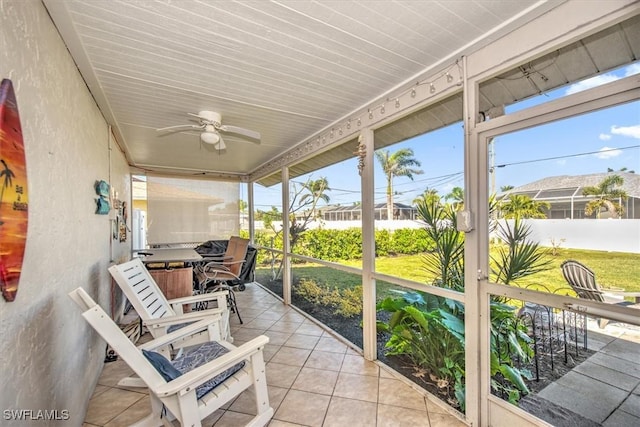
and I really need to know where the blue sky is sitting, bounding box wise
[252,63,639,210]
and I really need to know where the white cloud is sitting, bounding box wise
[556,159,566,166]
[565,63,640,95]
[594,146,623,159]
[624,63,640,77]
[565,74,619,95]
[611,125,640,139]
[599,133,612,141]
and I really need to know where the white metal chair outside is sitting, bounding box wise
[69,288,273,427]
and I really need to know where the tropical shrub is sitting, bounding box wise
[490,302,534,404]
[301,228,362,260]
[377,291,466,407]
[377,290,533,410]
[416,196,464,291]
[294,278,362,318]
[253,227,435,263]
[378,196,547,411]
[375,229,392,256]
[389,228,434,254]
[491,219,552,286]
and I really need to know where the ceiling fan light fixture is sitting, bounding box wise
[201,131,220,145]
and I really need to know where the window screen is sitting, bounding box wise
[146,175,238,245]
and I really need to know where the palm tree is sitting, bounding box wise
[375,148,423,220]
[413,188,440,206]
[0,159,16,224]
[499,194,550,219]
[299,177,330,207]
[583,174,628,218]
[445,186,464,210]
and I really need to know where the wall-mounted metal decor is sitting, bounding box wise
[94,180,110,214]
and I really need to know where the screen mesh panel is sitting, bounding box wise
[146,176,238,245]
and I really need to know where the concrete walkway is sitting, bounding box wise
[536,321,640,426]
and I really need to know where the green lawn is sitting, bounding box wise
[377,248,639,292]
[258,247,639,299]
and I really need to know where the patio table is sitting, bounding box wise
[136,248,203,267]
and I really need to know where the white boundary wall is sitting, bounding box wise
[498,219,640,254]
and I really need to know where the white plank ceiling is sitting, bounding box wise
[42,1,638,181]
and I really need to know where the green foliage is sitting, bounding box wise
[375,229,391,256]
[491,219,553,286]
[254,227,436,263]
[377,290,534,411]
[583,174,628,218]
[416,198,465,291]
[489,302,534,404]
[376,291,466,408]
[377,196,546,410]
[294,278,362,318]
[294,278,325,303]
[252,231,284,266]
[256,206,282,229]
[300,228,363,260]
[389,228,434,254]
[499,194,550,219]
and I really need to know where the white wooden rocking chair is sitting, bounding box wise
[109,258,232,345]
[69,287,273,427]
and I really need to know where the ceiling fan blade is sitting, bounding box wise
[156,124,202,133]
[218,125,261,141]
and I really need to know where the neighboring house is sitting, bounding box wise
[501,172,640,219]
[316,203,418,221]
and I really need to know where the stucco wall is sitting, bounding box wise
[0,0,131,424]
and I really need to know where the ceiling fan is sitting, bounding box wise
[156,111,260,150]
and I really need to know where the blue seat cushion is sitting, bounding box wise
[142,349,182,382]
[166,321,196,334]
[171,341,246,400]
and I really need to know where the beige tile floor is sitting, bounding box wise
[82,284,468,427]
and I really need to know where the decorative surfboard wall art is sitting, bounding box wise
[0,79,29,302]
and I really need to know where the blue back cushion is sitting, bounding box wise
[172,341,246,400]
[142,349,182,382]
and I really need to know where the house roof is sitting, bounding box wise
[319,202,415,213]
[505,172,640,200]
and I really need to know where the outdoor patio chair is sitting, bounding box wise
[194,236,250,324]
[561,260,632,328]
[69,287,273,427]
[108,258,232,349]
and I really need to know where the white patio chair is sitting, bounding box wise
[69,288,273,427]
[109,258,232,346]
